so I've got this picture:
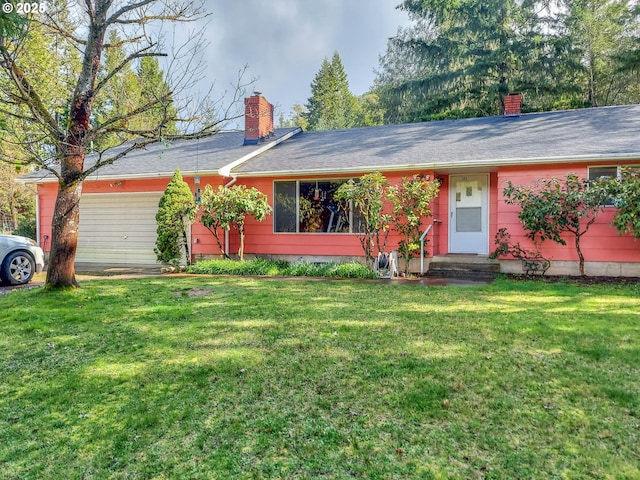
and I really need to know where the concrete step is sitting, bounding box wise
[426,255,500,280]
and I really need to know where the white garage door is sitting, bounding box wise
[76,192,162,265]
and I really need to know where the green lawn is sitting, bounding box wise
[1,276,639,479]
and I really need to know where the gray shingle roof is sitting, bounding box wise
[233,104,640,176]
[19,105,640,184]
[19,128,299,183]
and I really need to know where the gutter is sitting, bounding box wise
[227,152,640,178]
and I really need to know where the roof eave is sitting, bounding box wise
[231,152,640,178]
[17,150,640,184]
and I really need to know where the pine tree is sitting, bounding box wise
[155,169,196,266]
[563,0,640,106]
[93,32,177,150]
[137,56,178,135]
[375,0,579,122]
[304,52,360,130]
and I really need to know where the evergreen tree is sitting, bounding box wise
[375,0,640,122]
[375,0,581,122]
[0,162,34,235]
[137,56,178,135]
[280,104,309,130]
[304,52,360,130]
[93,32,177,150]
[0,1,26,40]
[562,0,640,106]
[155,169,196,266]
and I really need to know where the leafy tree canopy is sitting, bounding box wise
[335,172,391,266]
[199,184,272,261]
[387,174,440,275]
[608,167,640,239]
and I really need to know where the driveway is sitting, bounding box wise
[1,265,163,293]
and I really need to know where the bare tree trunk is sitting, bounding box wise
[181,224,191,265]
[10,198,18,231]
[45,3,107,289]
[576,234,585,276]
[46,181,82,289]
[238,225,245,261]
[204,225,230,259]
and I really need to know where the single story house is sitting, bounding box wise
[19,94,640,276]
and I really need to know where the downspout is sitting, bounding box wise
[223,176,238,257]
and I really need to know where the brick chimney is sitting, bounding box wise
[244,93,274,145]
[504,93,522,116]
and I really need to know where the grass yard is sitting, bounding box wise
[1,276,639,479]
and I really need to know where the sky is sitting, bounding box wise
[188,0,411,123]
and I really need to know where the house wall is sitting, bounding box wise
[496,163,640,273]
[37,176,225,256]
[232,171,439,261]
[37,183,57,252]
[35,160,640,276]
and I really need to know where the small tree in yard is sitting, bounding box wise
[199,185,271,261]
[608,167,640,239]
[334,172,391,267]
[387,174,440,275]
[155,169,195,266]
[503,173,609,276]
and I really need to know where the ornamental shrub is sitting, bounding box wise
[155,169,196,266]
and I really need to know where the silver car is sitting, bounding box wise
[0,234,46,285]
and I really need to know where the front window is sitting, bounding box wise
[588,166,618,182]
[589,165,640,206]
[274,180,362,233]
[589,165,640,181]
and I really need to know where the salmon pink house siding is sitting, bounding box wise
[236,172,438,260]
[497,164,640,274]
[19,94,640,276]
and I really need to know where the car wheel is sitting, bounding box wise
[1,251,35,285]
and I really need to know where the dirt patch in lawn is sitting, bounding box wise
[171,288,213,297]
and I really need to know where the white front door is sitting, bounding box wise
[449,174,489,254]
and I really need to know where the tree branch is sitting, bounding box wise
[94,45,166,95]
[0,46,62,139]
[89,94,173,140]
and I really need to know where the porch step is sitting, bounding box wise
[426,255,500,280]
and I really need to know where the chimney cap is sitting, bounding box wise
[252,91,262,97]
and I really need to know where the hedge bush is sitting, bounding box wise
[187,258,377,279]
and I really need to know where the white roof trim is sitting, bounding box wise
[232,152,640,177]
[218,127,302,177]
